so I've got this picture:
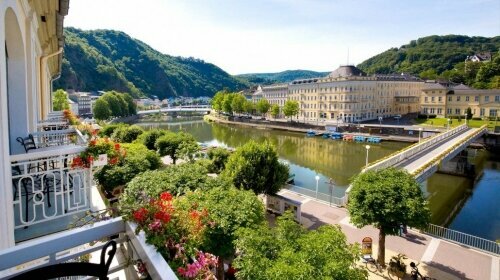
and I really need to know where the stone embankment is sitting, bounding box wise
[204,114,419,143]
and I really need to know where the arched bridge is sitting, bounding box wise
[361,124,488,183]
[137,106,211,115]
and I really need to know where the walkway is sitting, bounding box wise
[278,189,500,280]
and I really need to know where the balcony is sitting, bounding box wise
[11,128,91,242]
[0,217,178,279]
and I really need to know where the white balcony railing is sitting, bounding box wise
[0,217,178,279]
[31,128,87,148]
[11,145,91,238]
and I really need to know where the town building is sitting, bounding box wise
[421,83,500,118]
[261,83,288,107]
[288,66,424,123]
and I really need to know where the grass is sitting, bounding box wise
[414,117,498,130]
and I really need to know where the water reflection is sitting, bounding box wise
[135,117,407,195]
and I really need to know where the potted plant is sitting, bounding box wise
[388,253,407,279]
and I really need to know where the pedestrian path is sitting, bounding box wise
[278,189,499,280]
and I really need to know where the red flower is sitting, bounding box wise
[160,192,173,201]
[133,208,148,223]
[91,130,97,136]
[104,137,109,143]
[109,157,119,165]
[114,143,121,150]
[190,210,200,220]
[89,140,97,146]
[154,211,171,223]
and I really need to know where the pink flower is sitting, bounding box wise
[148,219,162,232]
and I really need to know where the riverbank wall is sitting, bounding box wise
[108,115,139,124]
[204,114,420,143]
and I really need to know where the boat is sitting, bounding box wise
[343,134,353,141]
[287,173,295,184]
[306,130,316,137]
[354,135,366,142]
[322,132,331,138]
[367,137,382,143]
[331,132,343,140]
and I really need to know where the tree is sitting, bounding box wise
[207,147,231,173]
[271,104,280,118]
[283,100,300,120]
[93,98,111,120]
[256,98,271,116]
[53,89,70,111]
[348,168,431,265]
[222,140,289,195]
[101,92,123,117]
[419,69,438,80]
[211,91,226,113]
[466,107,473,120]
[155,131,198,164]
[243,99,254,115]
[122,93,137,115]
[231,94,246,115]
[233,212,366,280]
[176,186,266,279]
[222,93,235,114]
[138,129,167,150]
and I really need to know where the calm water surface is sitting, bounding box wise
[135,116,499,240]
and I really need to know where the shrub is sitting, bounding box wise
[99,123,128,137]
[112,125,144,143]
[207,147,231,173]
[138,129,167,150]
[120,162,210,213]
[155,131,199,164]
[94,143,161,193]
[417,114,436,119]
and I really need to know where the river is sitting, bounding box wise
[134,116,499,241]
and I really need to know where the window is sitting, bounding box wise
[480,108,485,116]
[466,96,469,102]
[425,97,428,102]
[438,108,442,115]
[457,96,461,102]
[490,109,497,117]
[455,108,460,114]
[448,96,452,101]
[475,96,479,102]
[431,97,435,102]
[495,96,500,102]
[447,108,452,114]
[485,96,490,102]
[438,97,442,102]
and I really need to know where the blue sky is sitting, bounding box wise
[65,0,500,74]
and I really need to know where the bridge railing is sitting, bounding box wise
[424,223,499,256]
[412,125,487,181]
[362,124,468,172]
[285,184,347,207]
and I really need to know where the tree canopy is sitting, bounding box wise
[256,98,271,115]
[271,104,280,118]
[233,212,366,280]
[348,168,431,265]
[283,100,300,119]
[155,131,199,164]
[53,89,70,111]
[222,140,289,195]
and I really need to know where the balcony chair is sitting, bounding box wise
[9,240,117,280]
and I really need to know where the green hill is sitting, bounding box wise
[236,70,329,85]
[55,28,248,98]
[358,35,499,74]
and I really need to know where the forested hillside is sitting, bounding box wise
[55,28,248,98]
[236,70,329,85]
[357,35,500,88]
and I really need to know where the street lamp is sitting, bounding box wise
[418,127,423,142]
[315,175,320,199]
[365,145,370,167]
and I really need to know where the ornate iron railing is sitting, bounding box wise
[10,146,90,229]
[31,128,87,148]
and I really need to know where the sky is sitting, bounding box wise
[65,0,500,75]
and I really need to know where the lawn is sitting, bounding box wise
[414,117,498,130]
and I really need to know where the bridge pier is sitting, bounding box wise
[437,148,477,178]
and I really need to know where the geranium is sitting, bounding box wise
[71,138,126,169]
[125,192,216,279]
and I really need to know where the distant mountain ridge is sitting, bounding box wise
[55,28,248,98]
[236,70,329,85]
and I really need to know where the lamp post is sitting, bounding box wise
[418,127,423,142]
[315,175,320,199]
[365,145,370,167]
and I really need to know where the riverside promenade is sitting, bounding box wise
[277,189,499,280]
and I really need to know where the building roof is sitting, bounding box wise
[452,84,471,90]
[327,65,366,78]
[422,82,448,90]
[375,73,420,81]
